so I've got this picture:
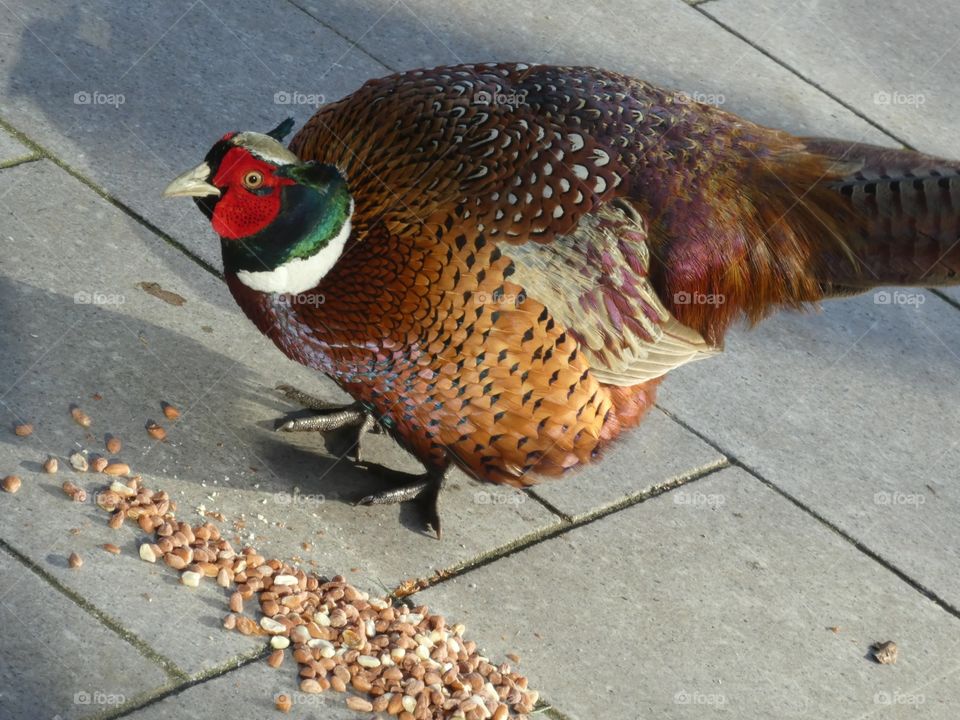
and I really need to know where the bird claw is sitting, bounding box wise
[275,384,382,431]
[275,383,340,410]
[273,384,383,461]
[274,384,445,536]
[356,467,446,539]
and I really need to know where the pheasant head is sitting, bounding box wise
[163,121,352,294]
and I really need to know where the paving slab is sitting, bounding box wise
[705,0,958,158]
[531,408,726,521]
[0,0,896,274]
[1,2,958,719]
[418,468,960,720]
[123,659,364,720]
[658,290,960,610]
[0,0,389,270]
[0,154,724,570]
[295,0,894,143]
[0,158,598,673]
[0,545,170,720]
[0,127,33,165]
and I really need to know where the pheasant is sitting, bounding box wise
[164,63,960,536]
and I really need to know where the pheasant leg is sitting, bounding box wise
[274,384,382,461]
[357,466,447,539]
[276,384,446,536]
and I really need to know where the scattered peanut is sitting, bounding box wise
[109,480,136,498]
[872,640,899,665]
[14,423,33,437]
[260,617,286,635]
[106,435,122,454]
[299,678,323,694]
[68,552,83,569]
[70,405,92,428]
[357,654,380,668]
[274,694,292,713]
[235,615,261,636]
[268,649,284,668]
[43,457,58,474]
[104,462,130,477]
[145,421,166,441]
[62,480,87,502]
[161,402,180,420]
[103,543,121,555]
[139,543,158,563]
[90,457,108,473]
[2,475,21,493]
[346,696,373,712]
[68,451,88,472]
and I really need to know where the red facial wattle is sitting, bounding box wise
[210,147,295,239]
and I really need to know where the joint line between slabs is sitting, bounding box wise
[0,536,188,681]
[930,288,960,314]
[542,705,577,720]
[283,0,398,73]
[693,5,915,151]
[656,405,960,622]
[101,648,271,720]
[744,466,960,622]
[0,154,41,170]
[398,459,731,597]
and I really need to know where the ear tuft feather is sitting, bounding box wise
[266,117,295,141]
[276,162,343,188]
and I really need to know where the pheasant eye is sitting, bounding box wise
[242,170,264,190]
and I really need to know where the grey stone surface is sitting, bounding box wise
[296,0,894,143]
[0,158,576,662]
[659,290,960,609]
[0,0,389,270]
[0,2,958,719]
[0,545,170,720]
[0,127,33,165]
[124,659,362,720]
[419,469,960,720]
[0,0,895,274]
[705,0,958,158]
[532,408,726,520]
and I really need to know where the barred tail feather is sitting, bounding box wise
[803,138,960,290]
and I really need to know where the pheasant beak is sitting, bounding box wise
[162,162,220,198]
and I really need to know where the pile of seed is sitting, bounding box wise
[30,404,539,718]
[119,479,537,718]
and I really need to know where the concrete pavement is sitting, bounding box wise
[0,1,957,718]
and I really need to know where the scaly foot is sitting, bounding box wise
[357,466,448,539]
[274,384,382,462]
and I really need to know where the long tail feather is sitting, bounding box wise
[803,138,960,289]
